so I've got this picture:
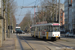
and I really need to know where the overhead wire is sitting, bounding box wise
[19,0,38,16]
[26,0,38,6]
[16,0,24,24]
[19,0,24,16]
[29,0,38,14]
[18,0,40,16]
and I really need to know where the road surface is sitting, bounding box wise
[16,33,75,50]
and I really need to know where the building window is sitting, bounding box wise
[61,18,62,21]
[61,22,62,25]
[69,0,72,7]
[73,24,75,28]
[61,13,63,16]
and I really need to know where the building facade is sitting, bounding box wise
[0,0,4,46]
[72,0,75,33]
[65,0,75,33]
[64,0,73,31]
[64,0,68,30]
[60,9,65,26]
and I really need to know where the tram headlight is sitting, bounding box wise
[58,34,59,36]
[53,34,54,36]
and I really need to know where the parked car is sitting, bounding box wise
[65,32,74,37]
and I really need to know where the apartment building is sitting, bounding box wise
[60,9,65,26]
[65,0,75,33]
[72,0,75,33]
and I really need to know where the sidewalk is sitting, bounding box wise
[0,33,21,50]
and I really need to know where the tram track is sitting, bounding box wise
[44,40,75,50]
[20,36,34,50]
[30,36,72,49]
[17,34,52,50]
[16,34,24,50]
[17,34,34,50]
[17,34,75,50]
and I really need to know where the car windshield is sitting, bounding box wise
[16,28,20,31]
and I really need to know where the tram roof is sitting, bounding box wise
[31,23,60,27]
[15,27,21,28]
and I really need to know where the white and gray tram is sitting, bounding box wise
[31,23,60,40]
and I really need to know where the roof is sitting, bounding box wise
[31,23,60,27]
[15,27,21,28]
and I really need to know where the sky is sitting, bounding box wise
[15,0,65,24]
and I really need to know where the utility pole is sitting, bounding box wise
[34,8,36,25]
[56,0,57,22]
[52,0,55,23]
[68,0,69,31]
[59,0,60,24]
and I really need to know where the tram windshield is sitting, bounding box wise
[53,26,60,32]
[15,28,20,31]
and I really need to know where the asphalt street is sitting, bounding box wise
[17,33,75,50]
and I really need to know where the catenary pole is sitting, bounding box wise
[59,0,60,24]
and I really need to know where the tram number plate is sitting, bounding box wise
[56,36,58,37]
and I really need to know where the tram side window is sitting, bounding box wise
[33,27,35,31]
[50,26,53,32]
[37,27,39,31]
[47,26,50,32]
[31,27,33,31]
[35,27,37,31]
[44,26,47,31]
[32,27,35,31]
[38,26,40,31]
[42,26,45,31]
[40,26,42,31]
[31,28,32,31]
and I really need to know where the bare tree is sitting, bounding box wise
[19,11,32,32]
[36,0,58,23]
[6,0,17,30]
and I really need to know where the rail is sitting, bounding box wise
[16,34,24,50]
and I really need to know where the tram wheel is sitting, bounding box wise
[58,37,60,39]
[51,37,56,41]
[32,35,34,37]
[36,36,38,38]
[43,37,46,41]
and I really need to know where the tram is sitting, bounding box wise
[31,23,60,40]
[15,27,22,34]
